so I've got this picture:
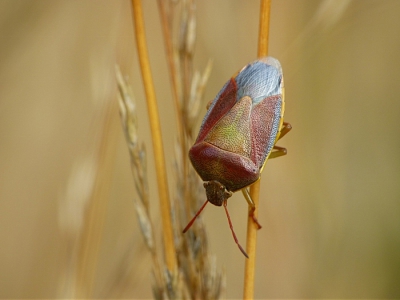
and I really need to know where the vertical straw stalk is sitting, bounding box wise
[243,0,271,299]
[75,100,119,298]
[157,0,191,221]
[130,0,177,272]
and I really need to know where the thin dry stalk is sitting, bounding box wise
[131,0,177,272]
[157,0,191,221]
[257,0,272,58]
[75,99,119,298]
[157,0,185,150]
[243,0,272,299]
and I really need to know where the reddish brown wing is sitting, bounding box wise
[250,94,282,168]
[194,79,238,144]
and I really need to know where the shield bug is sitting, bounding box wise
[183,57,291,257]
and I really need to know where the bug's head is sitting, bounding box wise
[204,180,233,206]
[183,180,248,258]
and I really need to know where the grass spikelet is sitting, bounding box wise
[116,66,165,297]
[118,0,224,298]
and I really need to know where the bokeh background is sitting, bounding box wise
[1,0,400,298]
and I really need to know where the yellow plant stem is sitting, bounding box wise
[243,181,261,299]
[131,0,177,272]
[243,0,271,299]
[257,0,271,58]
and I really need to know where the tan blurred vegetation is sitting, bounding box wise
[0,0,399,298]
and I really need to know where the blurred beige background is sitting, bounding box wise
[1,0,400,298]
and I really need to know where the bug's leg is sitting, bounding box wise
[278,121,292,141]
[268,122,291,159]
[182,200,209,233]
[223,200,249,258]
[269,145,287,159]
[241,188,262,229]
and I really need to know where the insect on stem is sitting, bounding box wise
[182,200,209,233]
[223,200,249,259]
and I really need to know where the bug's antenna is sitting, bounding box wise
[223,200,249,258]
[182,200,209,233]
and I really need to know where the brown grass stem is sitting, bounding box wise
[243,0,271,299]
[156,0,191,223]
[157,0,185,146]
[131,0,177,272]
[76,101,119,298]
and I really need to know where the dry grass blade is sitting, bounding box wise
[75,94,119,298]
